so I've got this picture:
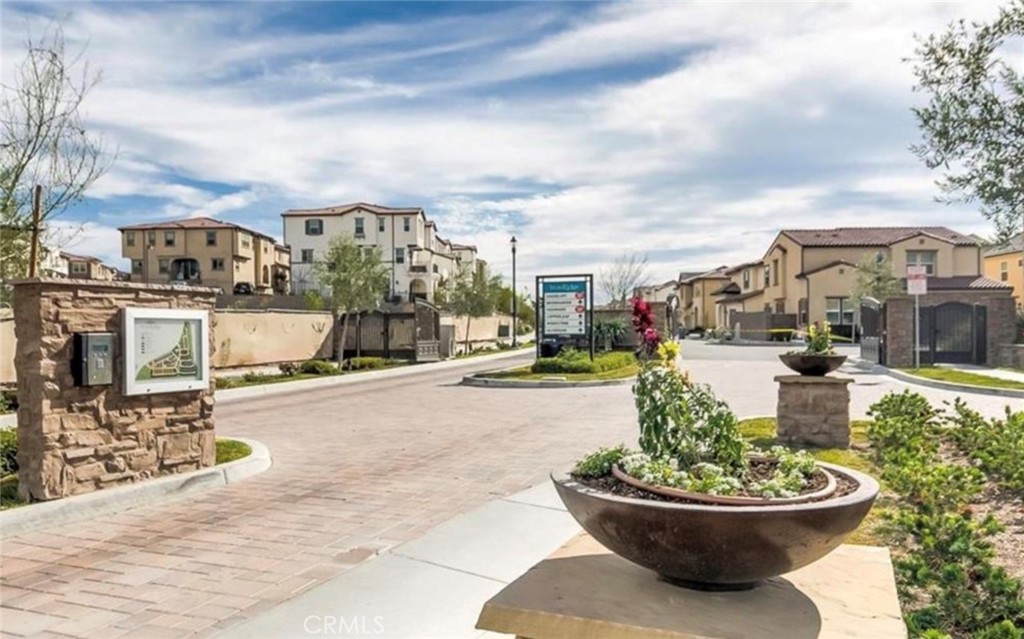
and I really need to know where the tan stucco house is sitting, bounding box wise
[679,267,730,330]
[983,236,1023,309]
[119,217,290,294]
[61,252,121,281]
[756,226,983,333]
[712,260,767,327]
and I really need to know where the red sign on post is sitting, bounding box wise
[907,265,928,296]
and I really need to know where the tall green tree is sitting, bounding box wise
[313,234,390,365]
[909,3,1024,242]
[445,263,503,354]
[1,23,113,293]
[851,252,903,304]
[496,285,534,332]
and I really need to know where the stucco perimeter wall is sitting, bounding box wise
[0,308,14,385]
[443,314,513,346]
[213,310,333,368]
[11,278,217,501]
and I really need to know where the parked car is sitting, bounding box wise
[233,282,254,295]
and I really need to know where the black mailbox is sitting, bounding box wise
[72,332,114,386]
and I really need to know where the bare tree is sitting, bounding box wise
[1,22,113,287]
[598,251,649,308]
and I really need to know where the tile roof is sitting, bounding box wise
[723,260,763,275]
[984,235,1023,257]
[118,217,275,241]
[915,276,1012,291]
[59,251,102,263]
[710,281,741,296]
[715,289,765,304]
[677,270,707,282]
[282,202,423,217]
[680,266,730,283]
[782,227,977,247]
[796,259,856,278]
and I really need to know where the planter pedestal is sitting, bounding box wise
[775,375,853,449]
[476,533,904,639]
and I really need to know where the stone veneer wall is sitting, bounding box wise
[12,278,217,501]
[775,375,852,449]
[884,291,1015,369]
[996,343,1024,369]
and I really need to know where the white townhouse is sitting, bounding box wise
[282,202,483,303]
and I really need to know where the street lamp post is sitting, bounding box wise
[510,235,518,347]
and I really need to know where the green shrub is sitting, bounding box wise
[573,445,628,477]
[278,362,299,376]
[346,357,388,370]
[531,349,635,375]
[299,359,338,376]
[0,429,17,476]
[215,439,252,464]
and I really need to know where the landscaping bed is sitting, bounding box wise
[0,437,255,511]
[475,349,639,382]
[898,367,1024,391]
[215,357,405,389]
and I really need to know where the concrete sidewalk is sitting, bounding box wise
[936,364,1024,383]
[216,482,580,639]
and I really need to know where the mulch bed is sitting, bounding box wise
[576,459,858,506]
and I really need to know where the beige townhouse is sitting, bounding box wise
[119,217,290,294]
[712,260,767,327]
[756,226,982,335]
[983,236,1023,309]
[62,252,121,280]
[679,267,730,330]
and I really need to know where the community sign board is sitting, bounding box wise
[124,308,210,395]
[542,280,588,336]
[907,265,928,296]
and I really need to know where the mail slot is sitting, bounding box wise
[72,332,114,386]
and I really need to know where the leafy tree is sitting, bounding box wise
[1,22,113,293]
[313,234,389,365]
[852,252,903,304]
[445,263,503,354]
[599,251,649,308]
[909,3,1024,242]
[496,285,534,332]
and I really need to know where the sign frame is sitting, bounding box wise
[123,307,210,396]
[906,265,928,296]
[535,274,594,361]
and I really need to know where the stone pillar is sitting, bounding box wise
[774,375,853,448]
[12,278,217,501]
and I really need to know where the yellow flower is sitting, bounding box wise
[657,341,680,364]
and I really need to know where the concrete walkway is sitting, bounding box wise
[0,344,1019,639]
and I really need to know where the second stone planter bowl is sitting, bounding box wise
[778,353,847,376]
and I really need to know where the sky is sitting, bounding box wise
[0,0,1008,290]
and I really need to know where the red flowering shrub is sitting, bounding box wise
[631,297,661,357]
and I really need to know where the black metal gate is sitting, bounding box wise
[920,302,987,365]
[859,298,885,364]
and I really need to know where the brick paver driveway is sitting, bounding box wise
[1,346,1019,638]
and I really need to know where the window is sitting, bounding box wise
[206,231,217,246]
[262,265,269,284]
[158,259,170,274]
[403,217,411,232]
[742,270,750,290]
[71,262,88,275]
[211,258,225,271]
[241,233,251,248]
[362,247,375,258]
[378,217,386,232]
[826,297,855,325]
[355,217,365,236]
[131,260,142,274]
[395,247,405,264]
[906,250,937,275]
[147,231,156,246]
[164,231,175,247]
[301,249,314,263]
[798,298,808,325]
[433,264,438,274]
[772,259,779,287]
[764,265,771,287]
[126,232,136,247]
[774,300,785,314]
[305,219,323,236]
[1000,261,1009,281]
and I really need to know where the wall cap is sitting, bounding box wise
[8,277,219,294]
[774,375,854,385]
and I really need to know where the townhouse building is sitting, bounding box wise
[712,260,767,327]
[282,202,482,303]
[983,236,1023,309]
[62,252,121,281]
[678,267,730,330]
[119,217,290,294]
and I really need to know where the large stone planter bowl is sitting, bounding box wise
[778,353,847,376]
[552,462,878,590]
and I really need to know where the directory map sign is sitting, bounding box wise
[124,308,210,395]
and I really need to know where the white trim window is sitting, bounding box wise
[355,217,365,237]
[906,250,937,275]
[395,247,405,264]
[300,249,314,264]
[826,297,855,325]
[378,216,386,232]
[71,262,88,275]
[305,219,323,236]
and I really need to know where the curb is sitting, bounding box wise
[461,372,636,389]
[0,437,272,538]
[216,349,532,404]
[884,368,1024,399]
